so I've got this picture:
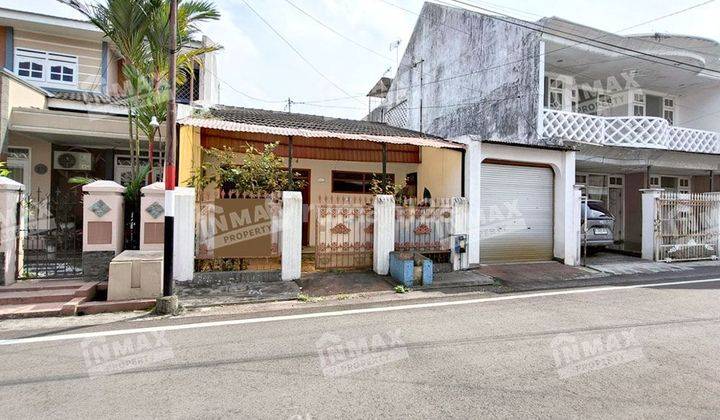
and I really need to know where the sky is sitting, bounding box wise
[2,0,719,119]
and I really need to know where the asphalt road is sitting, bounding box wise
[1,278,720,419]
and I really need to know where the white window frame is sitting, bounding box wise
[663,97,675,125]
[548,77,565,111]
[651,175,691,193]
[114,154,163,185]
[632,91,645,117]
[14,48,78,88]
[7,147,31,191]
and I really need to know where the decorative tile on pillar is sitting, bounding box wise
[146,202,164,219]
[90,200,111,218]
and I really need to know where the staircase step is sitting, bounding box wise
[0,289,78,305]
[0,280,86,293]
[0,302,65,319]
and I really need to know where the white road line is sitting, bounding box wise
[1,277,719,347]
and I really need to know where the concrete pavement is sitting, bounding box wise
[1,277,720,418]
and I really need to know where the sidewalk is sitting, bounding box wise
[2,255,717,320]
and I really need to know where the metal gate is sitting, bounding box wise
[395,197,453,253]
[656,192,720,262]
[315,195,373,269]
[19,189,83,278]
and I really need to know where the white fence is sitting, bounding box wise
[655,192,720,262]
[542,109,720,154]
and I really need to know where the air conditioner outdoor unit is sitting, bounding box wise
[53,151,92,171]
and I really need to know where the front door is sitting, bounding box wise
[292,169,311,246]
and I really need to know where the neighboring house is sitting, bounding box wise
[370,2,720,263]
[0,7,218,200]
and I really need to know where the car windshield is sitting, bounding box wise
[584,201,613,219]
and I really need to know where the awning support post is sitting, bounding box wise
[288,135,294,187]
[382,143,388,189]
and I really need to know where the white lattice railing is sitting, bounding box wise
[541,109,720,154]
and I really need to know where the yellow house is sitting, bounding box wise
[178,106,465,249]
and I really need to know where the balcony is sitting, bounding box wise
[540,109,720,154]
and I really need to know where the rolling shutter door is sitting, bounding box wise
[480,163,554,263]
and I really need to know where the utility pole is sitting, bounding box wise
[413,59,424,134]
[287,98,292,113]
[157,0,178,314]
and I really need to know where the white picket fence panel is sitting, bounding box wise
[655,192,720,262]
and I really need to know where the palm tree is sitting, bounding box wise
[59,0,220,178]
[59,0,220,249]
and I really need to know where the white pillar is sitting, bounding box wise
[82,180,125,281]
[641,188,664,261]
[139,182,165,251]
[464,140,481,265]
[281,191,302,281]
[173,187,195,282]
[450,197,470,270]
[373,194,395,275]
[555,150,576,262]
[0,177,24,286]
[564,185,583,266]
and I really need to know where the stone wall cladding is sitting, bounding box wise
[191,270,282,287]
[82,251,116,282]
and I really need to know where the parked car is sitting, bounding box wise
[581,200,615,248]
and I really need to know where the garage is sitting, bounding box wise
[479,161,554,263]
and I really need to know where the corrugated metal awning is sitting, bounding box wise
[179,117,465,150]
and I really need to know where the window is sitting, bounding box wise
[650,176,660,187]
[15,48,78,86]
[331,171,395,194]
[114,155,163,186]
[548,77,564,110]
[7,147,31,189]
[633,92,645,117]
[663,97,675,125]
[679,177,690,194]
[571,88,578,112]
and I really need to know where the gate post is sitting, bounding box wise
[464,140,481,265]
[281,191,302,281]
[641,188,664,261]
[450,197,469,270]
[373,194,395,275]
[565,185,583,266]
[82,180,125,281]
[0,177,24,286]
[173,187,196,282]
[139,182,165,251]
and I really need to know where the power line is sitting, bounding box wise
[282,0,393,62]
[377,0,472,36]
[445,0,720,76]
[616,0,716,34]
[241,0,362,103]
[377,0,720,99]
